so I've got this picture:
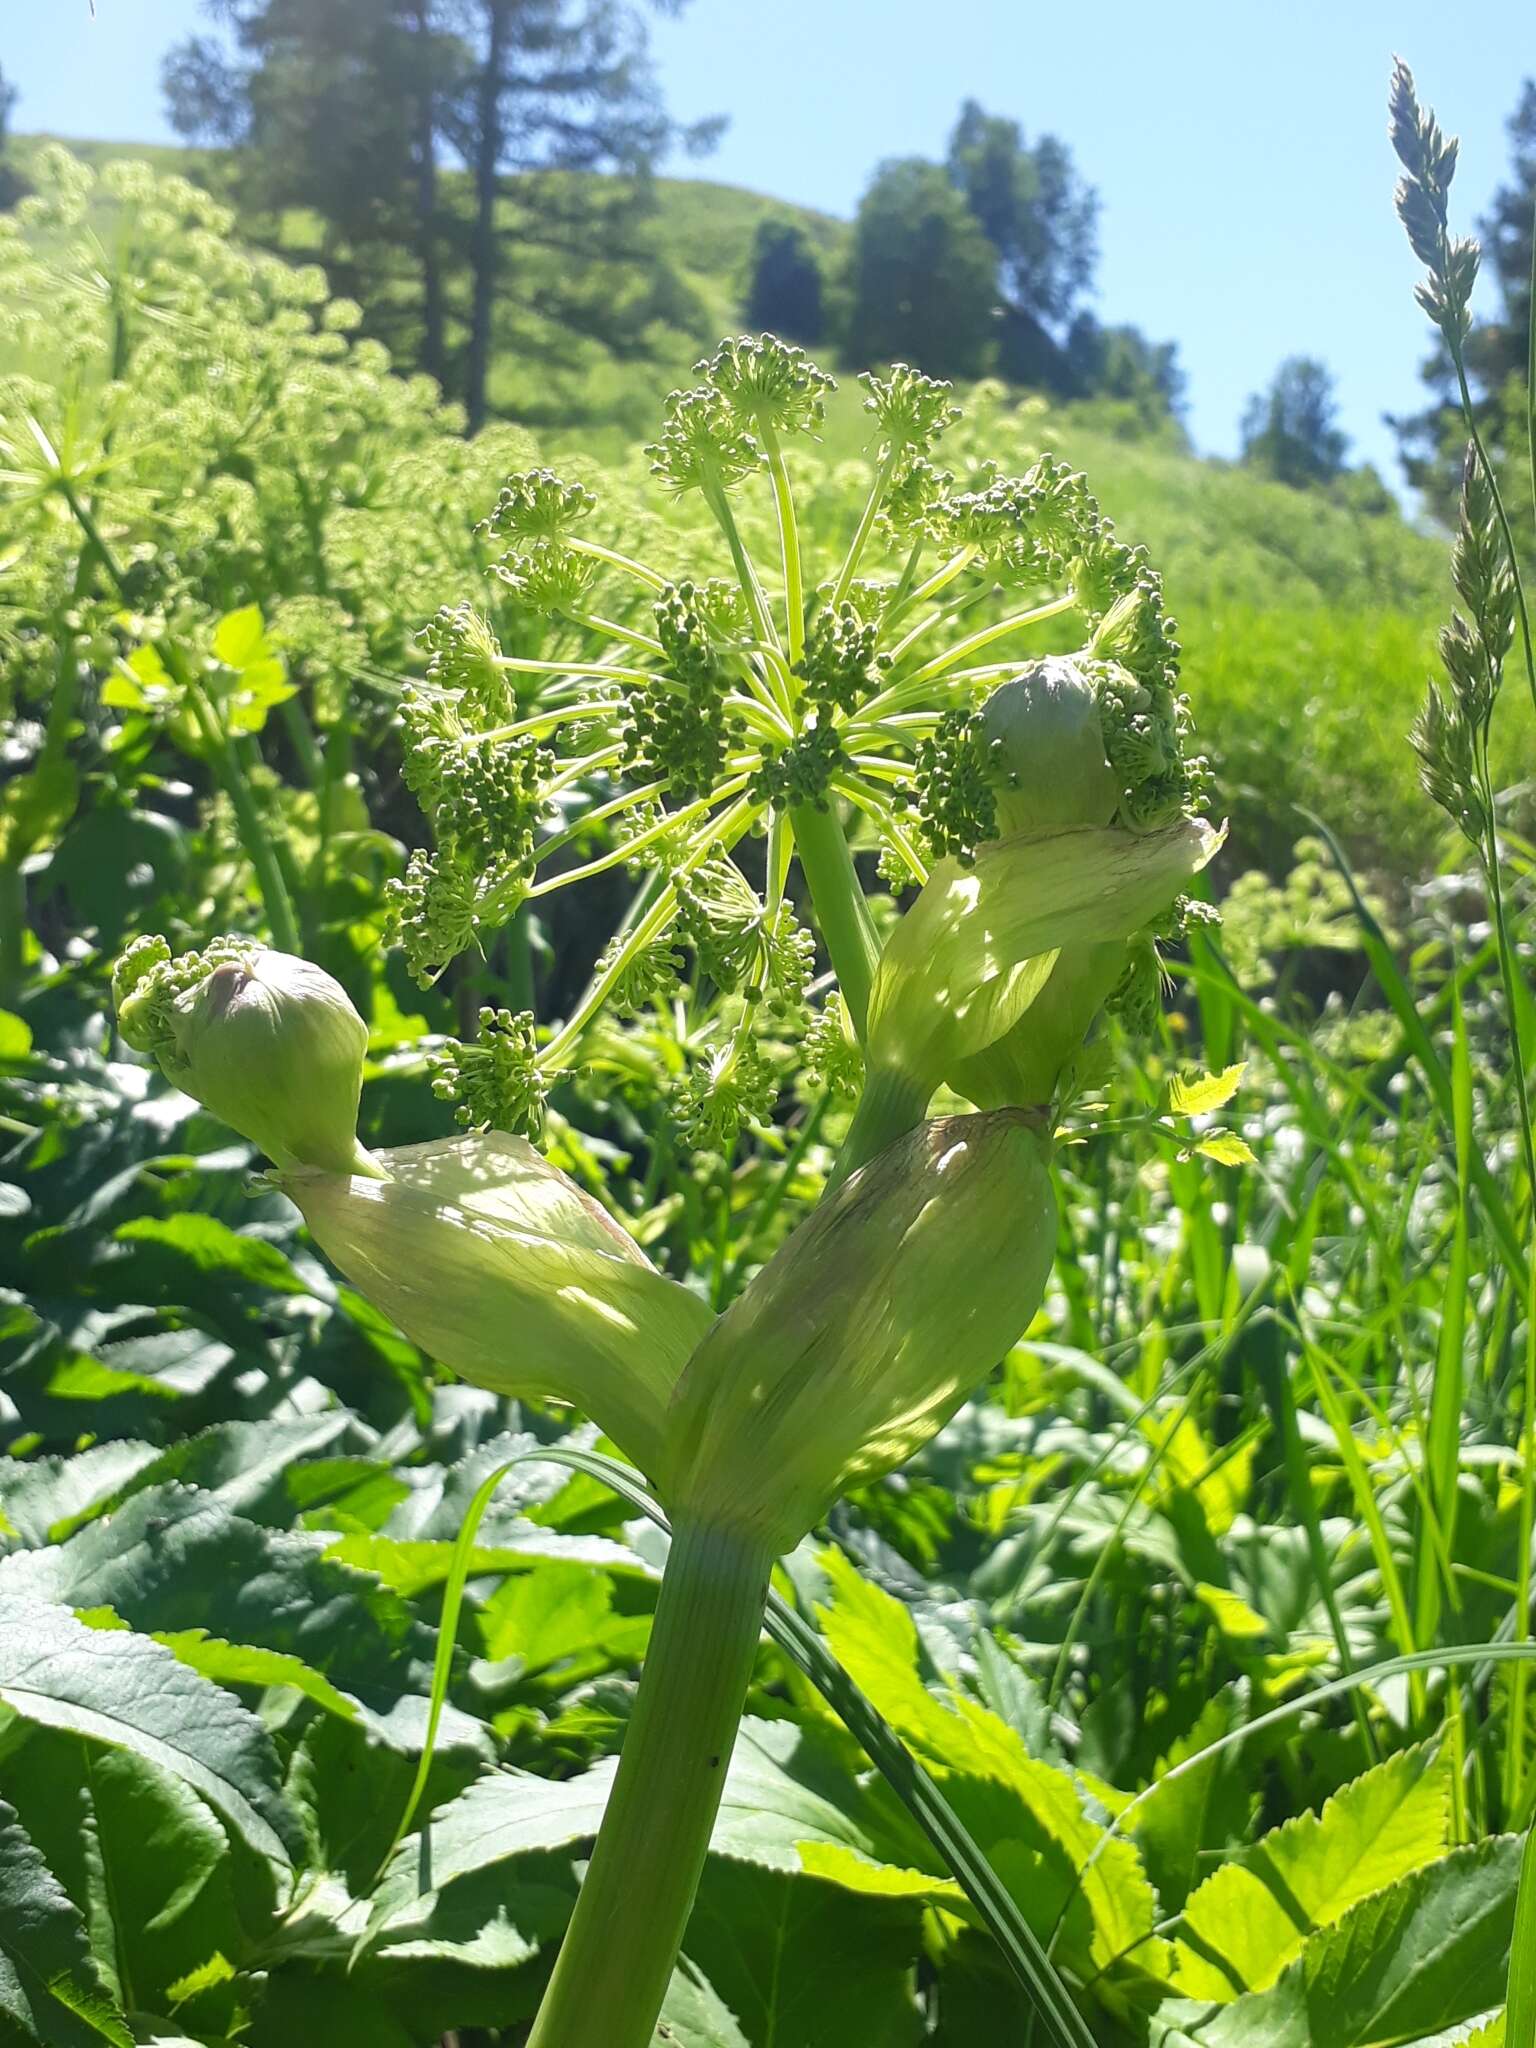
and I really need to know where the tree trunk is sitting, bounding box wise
[410,1,446,387]
[464,0,508,432]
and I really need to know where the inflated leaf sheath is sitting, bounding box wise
[279,1132,713,1486]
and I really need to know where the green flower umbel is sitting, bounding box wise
[113,935,373,1176]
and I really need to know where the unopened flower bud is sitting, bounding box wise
[278,1133,713,1485]
[978,656,1118,837]
[665,1110,1056,1551]
[117,941,369,1175]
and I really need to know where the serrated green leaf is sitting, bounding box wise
[1174,1745,1455,1999]
[153,1630,361,1723]
[7,1735,248,2028]
[1130,1694,1252,1918]
[1169,1063,1247,1115]
[814,1549,1163,1983]
[114,1216,306,1295]
[476,1559,638,1671]
[0,1443,162,1547]
[0,1597,302,1870]
[656,1960,750,2048]
[681,1859,925,2048]
[1192,1836,1522,2047]
[1193,1132,1257,1167]
[0,1798,132,2046]
[0,1486,432,1700]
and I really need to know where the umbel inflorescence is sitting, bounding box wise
[378,334,1210,1139]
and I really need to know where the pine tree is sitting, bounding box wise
[745,218,824,345]
[1241,357,1349,488]
[843,158,997,379]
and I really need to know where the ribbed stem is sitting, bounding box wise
[788,799,880,1039]
[828,1063,932,1191]
[526,1517,772,2048]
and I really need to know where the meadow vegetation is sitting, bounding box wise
[0,53,1533,2048]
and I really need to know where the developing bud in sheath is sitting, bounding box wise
[979,656,1119,837]
[827,814,1219,1185]
[115,940,369,1176]
[665,1110,1056,1553]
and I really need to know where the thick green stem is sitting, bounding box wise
[57,481,301,952]
[0,863,26,1007]
[184,687,302,955]
[828,1063,932,1192]
[526,1517,772,2048]
[787,799,880,1040]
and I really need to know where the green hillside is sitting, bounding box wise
[7,131,1482,870]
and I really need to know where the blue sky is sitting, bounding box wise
[5,0,1530,484]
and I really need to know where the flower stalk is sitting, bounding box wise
[525,1516,773,2048]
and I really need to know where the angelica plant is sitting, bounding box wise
[114,333,1216,2048]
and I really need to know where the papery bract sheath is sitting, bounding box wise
[665,1110,1057,1553]
[868,815,1222,1098]
[277,1132,713,1486]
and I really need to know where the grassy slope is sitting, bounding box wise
[13,131,1503,873]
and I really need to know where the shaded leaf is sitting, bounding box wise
[0,1596,302,1868]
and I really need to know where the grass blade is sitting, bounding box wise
[1510,1822,1536,2048]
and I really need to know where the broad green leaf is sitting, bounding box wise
[1193,1581,1273,1644]
[1174,1746,1456,2000]
[0,755,79,862]
[0,1799,131,2046]
[7,1736,247,2029]
[370,1764,613,1932]
[1193,1837,1522,2047]
[152,1629,361,1723]
[1130,1694,1252,1918]
[105,1415,361,1525]
[324,1527,637,1598]
[113,1215,306,1295]
[477,1559,646,1673]
[284,1705,488,1900]
[211,605,267,669]
[369,1715,929,1957]
[1193,1132,1257,1168]
[0,1443,161,1547]
[0,1010,33,1058]
[797,1841,965,1910]
[815,1550,1163,1983]
[101,658,168,715]
[0,1487,432,1699]
[243,1970,418,2048]
[657,1961,750,2048]
[0,1597,303,1868]
[681,1859,925,2048]
[710,1718,934,1881]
